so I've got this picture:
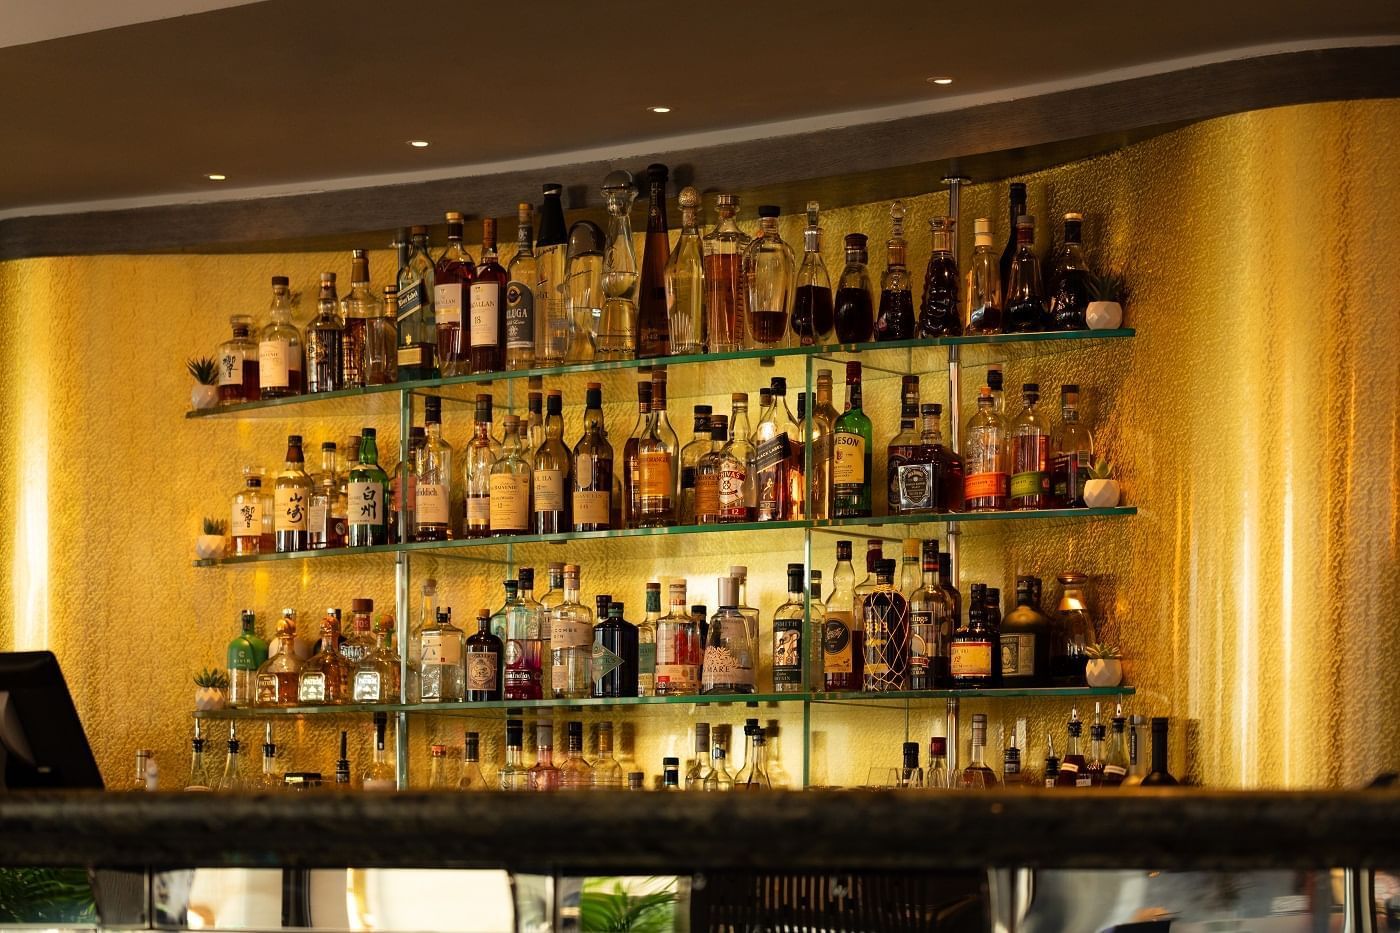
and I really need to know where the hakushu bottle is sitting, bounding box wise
[274,435,312,553]
[918,216,960,337]
[702,576,756,694]
[964,386,1008,511]
[964,217,1003,334]
[259,276,302,398]
[414,396,453,541]
[874,201,915,341]
[1050,385,1094,507]
[598,171,639,360]
[862,559,910,692]
[823,540,863,691]
[832,362,873,518]
[572,382,613,531]
[636,163,672,357]
[743,205,796,347]
[772,564,806,692]
[550,564,594,699]
[533,389,572,533]
[465,609,503,702]
[703,193,751,351]
[347,429,389,546]
[397,226,437,379]
[792,201,834,344]
[434,211,476,377]
[226,610,268,708]
[340,249,379,389]
[1009,383,1052,509]
[834,233,874,343]
[1048,212,1092,330]
[1005,215,1048,332]
[218,314,259,404]
[506,202,538,370]
[470,219,508,373]
[666,186,705,355]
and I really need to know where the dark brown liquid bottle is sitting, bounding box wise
[470,218,508,373]
[998,182,1027,299]
[637,163,671,358]
[918,216,961,337]
[833,234,874,343]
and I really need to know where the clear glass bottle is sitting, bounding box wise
[1009,383,1053,509]
[636,370,676,527]
[259,724,281,791]
[1053,572,1095,686]
[347,429,390,546]
[1102,705,1130,786]
[791,201,834,345]
[433,211,476,377]
[566,220,605,361]
[964,217,1003,334]
[899,538,921,600]
[535,183,571,366]
[704,746,734,791]
[910,541,954,689]
[550,564,594,699]
[339,250,378,390]
[833,234,874,343]
[808,370,838,520]
[559,721,594,791]
[258,275,302,398]
[728,393,758,518]
[832,362,873,518]
[702,576,755,694]
[498,578,542,700]
[1084,706,1108,786]
[365,284,399,386]
[666,185,705,355]
[742,205,795,346]
[363,713,397,791]
[217,314,259,404]
[887,375,921,514]
[637,163,672,357]
[459,732,489,790]
[917,216,960,337]
[1048,212,1092,330]
[734,733,772,790]
[598,170,639,360]
[960,714,999,788]
[685,723,714,790]
[226,609,267,707]
[1005,215,1048,332]
[772,563,806,692]
[1050,385,1095,508]
[592,722,624,789]
[823,540,862,691]
[218,724,245,791]
[388,426,424,544]
[425,744,452,789]
[273,435,312,553]
[255,615,302,707]
[927,736,949,789]
[874,202,915,341]
[397,225,438,379]
[655,580,700,695]
[533,389,573,533]
[229,474,264,556]
[636,582,660,697]
[298,612,347,705]
[465,609,503,702]
[462,394,497,538]
[677,404,712,526]
[413,396,454,541]
[184,723,212,791]
[572,382,613,531]
[862,559,910,691]
[703,193,750,351]
[964,386,1009,511]
[306,442,341,549]
[353,615,401,703]
[506,201,538,370]
[499,719,531,791]
[420,607,466,702]
[470,218,508,373]
[528,721,561,791]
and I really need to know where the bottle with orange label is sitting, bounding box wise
[636,368,677,527]
[949,582,996,687]
[964,385,1009,511]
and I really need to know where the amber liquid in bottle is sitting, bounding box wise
[435,214,476,376]
[703,252,744,348]
[470,219,508,374]
[637,163,671,358]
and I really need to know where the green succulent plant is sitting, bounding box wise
[1090,270,1128,303]
[202,516,228,535]
[1087,457,1115,480]
[194,667,230,690]
[186,356,219,385]
[1085,642,1123,660]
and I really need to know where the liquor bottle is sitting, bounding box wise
[998,183,1028,299]
[397,226,438,379]
[420,608,466,702]
[636,163,672,357]
[685,723,714,790]
[961,714,999,788]
[656,579,700,695]
[833,233,874,343]
[753,379,799,521]
[184,723,212,790]
[298,612,347,705]
[487,414,530,536]
[218,725,245,791]
[1002,738,1023,788]
[1055,709,1092,788]
[566,221,604,361]
[458,732,488,789]
[533,389,572,534]
[595,602,640,698]
[1050,385,1095,508]
[735,733,772,790]
[583,722,621,788]
[984,587,1004,686]
[536,183,571,366]
[353,616,401,703]
[664,185,705,354]
[637,582,660,697]
[854,540,884,604]
[621,380,651,529]
[1048,212,1092,330]
[637,370,676,527]
[1085,706,1108,785]
[528,721,561,791]
[807,571,826,691]
[218,314,259,404]
[1000,577,1051,686]
[259,276,303,398]
[728,394,758,518]
[792,201,834,345]
[1053,572,1094,686]
[505,202,538,370]
[556,721,593,791]
[432,212,476,376]
[925,737,948,789]
[498,579,541,700]
[988,366,1006,415]
[274,435,312,553]
[465,609,503,702]
[700,192,750,352]
[924,404,965,513]
[823,541,864,691]
[500,719,530,790]
[704,745,735,791]
[550,564,593,699]
[365,284,399,386]
[743,205,796,346]
[255,615,302,706]
[918,216,961,337]
[338,250,377,389]
[964,217,1003,334]
[937,550,962,637]
[964,386,1008,511]
[597,171,640,360]
[1043,735,1061,788]
[412,397,453,541]
[862,559,910,692]
[874,202,915,341]
[424,744,453,789]
[887,375,921,514]
[332,728,354,789]
[1141,717,1180,786]
[949,589,994,687]
[702,576,756,694]
[772,563,806,693]
[808,370,838,520]
[254,724,280,792]
[347,429,390,546]
[389,426,425,544]
[1009,383,1052,509]
[462,219,506,372]
[226,610,267,707]
[832,362,873,518]
[898,539,921,599]
[363,712,397,791]
[731,565,761,648]
[229,473,264,557]
[572,382,613,531]
[1103,705,1130,786]
[305,443,338,549]
[677,405,714,525]
[1005,216,1048,332]
[660,757,681,790]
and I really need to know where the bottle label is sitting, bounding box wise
[274,487,308,532]
[296,672,327,703]
[420,631,461,666]
[695,473,720,519]
[964,471,1009,501]
[573,489,610,526]
[505,282,535,350]
[466,651,498,690]
[466,495,490,527]
[231,499,262,536]
[399,276,426,316]
[227,643,259,672]
[348,481,384,527]
[575,454,594,488]
[1000,633,1036,676]
[822,612,854,674]
[533,468,565,512]
[718,464,747,519]
[397,344,429,368]
[1010,470,1046,499]
[700,646,753,690]
[434,283,463,326]
[773,620,803,686]
[655,663,698,691]
[416,482,449,524]
[1076,775,1093,788]
[258,339,290,389]
[949,640,993,677]
[639,450,672,499]
[489,475,530,531]
[307,501,328,539]
[897,463,935,511]
[755,434,791,518]
[832,433,866,485]
[352,670,384,702]
[551,618,592,651]
[909,611,931,677]
[638,643,657,692]
[1058,761,1080,774]
[1103,764,1128,777]
[470,283,500,346]
[218,352,243,387]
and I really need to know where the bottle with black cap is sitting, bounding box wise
[396,225,437,379]
[899,741,923,788]
[499,719,529,791]
[535,183,570,366]
[1140,717,1179,786]
[661,757,681,790]
[334,730,351,789]
[594,601,639,698]
[998,182,1028,297]
[637,163,673,358]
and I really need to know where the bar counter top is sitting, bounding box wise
[3,790,1399,873]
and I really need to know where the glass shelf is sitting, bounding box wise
[812,507,1139,540]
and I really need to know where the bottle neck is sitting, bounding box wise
[505,743,523,767]
[846,381,862,411]
[1151,726,1170,773]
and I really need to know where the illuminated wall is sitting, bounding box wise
[1,99,1396,790]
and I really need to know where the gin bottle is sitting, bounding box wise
[772,564,806,692]
[637,582,660,696]
[550,564,594,699]
[433,211,476,377]
[703,193,750,351]
[666,185,704,354]
[504,577,545,700]
[655,580,700,695]
[397,226,438,379]
[465,609,503,702]
[598,171,639,360]
[258,276,302,398]
[274,435,312,553]
[917,216,960,337]
[701,576,755,695]
[419,608,466,702]
[963,218,1003,334]
[637,163,672,357]
[791,201,834,344]
[536,183,571,366]
[742,206,796,346]
[506,202,538,370]
[226,609,267,708]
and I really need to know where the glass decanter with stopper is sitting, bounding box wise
[833,233,873,343]
[598,170,639,360]
[917,216,960,337]
[742,205,795,347]
[874,201,915,341]
[791,201,834,344]
[702,193,750,352]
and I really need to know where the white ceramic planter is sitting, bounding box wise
[194,687,227,711]
[195,534,226,560]
[1083,478,1121,508]
[1085,658,1124,688]
[190,384,219,410]
[1086,300,1124,330]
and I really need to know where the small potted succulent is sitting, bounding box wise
[1086,270,1127,330]
[1083,458,1121,508]
[1084,643,1124,688]
[187,356,220,410]
[194,668,230,710]
[195,517,227,560]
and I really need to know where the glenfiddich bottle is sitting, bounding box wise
[434,211,476,377]
[470,218,508,373]
[414,397,454,541]
[637,163,671,358]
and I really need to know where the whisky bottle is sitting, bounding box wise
[759,378,803,520]
[217,314,259,404]
[340,249,379,389]
[703,193,750,352]
[677,405,713,525]
[686,723,714,790]
[559,721,594,790]
[964,387,1009,511]
[365,284,399,386]
[655,580,700,696]
[218,724,245,791]
[792,201,834,345]
[638,583,660,697]
[536,183,571,366]
[465,609,503,702]
[347,429,390,546]
[917,216,960,337]
[998,183,1028,299]
[397,227,438,378]
[621,379,651,529]
[964,218,1003,335]
[307,442,341,549]
[1009,383,1053,509]
[499,719,530,790]
[419,608,466,702]
[862,559,910,692]
[742,205,796,347]
[909,541,953,689]
[274,435,312,553]
[637,163,672,358]
[572,382,613,531]
[667,186,705,355]
[922,404,965,513]
[298,612,347,705]
[810,370,838,520]
[636,370,676,527]
[1140,717,1180,786]
[832,362,873,518]
[1050,385,1095,508]
[528,721,561,791]
[469,218,508,373]
[1005,216,1048,332]
[489,415,531,536]
[459,732,489,790]
[550,564,593,699]
[898,538,921,599]
[595,602,640,698]
[598,171,639,360]
[1000,576,1051,686]
[363,713,397,791]
[226,609,267,708]
[255,615,301,707]
[703,577,756,694]
[414,396,454,541]
[984,587,1004,686]
[258,276,303,398]
[1048,212,1092,330]
[822,541,864,691]
[460,394,496,537]
[533,389,572,533]
[230,473,265,556]
[506,202,538,370]
[833,233,874,343]
[874,201,915,341]
[728,393,758,518]
[887,375,921,513]
[434,211,476,377]
[949,586,994,687]
[389,426,425,544]
[772,564,806,693]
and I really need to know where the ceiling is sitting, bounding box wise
[0,0,1396,217]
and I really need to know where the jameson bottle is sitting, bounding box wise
[506,202,538,370]
[998,182,1028,299]
[347,429,390,546]
[832,362,873,518]
[434,211,476,377]
[274,435,312,553]
[470,218,508,373]
[637,163,672,358]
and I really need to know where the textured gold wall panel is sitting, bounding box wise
[2,100,1397,791]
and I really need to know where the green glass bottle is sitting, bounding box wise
[832,361,873,518]
[226,609,268,708]
[348,428,390,546]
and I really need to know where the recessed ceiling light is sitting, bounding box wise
[927,76,953,86]
[407,140,431,148]
[646,106,672,114]
[206,173,226,181]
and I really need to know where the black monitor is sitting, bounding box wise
[0,651,103,789]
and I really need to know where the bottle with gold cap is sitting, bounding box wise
[505,202,538,371]
[666,185,705,354]
[874,200,915,340]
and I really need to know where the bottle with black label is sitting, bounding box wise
[505,202,537,371]
[887,375,921,514]
[999,576,1051,686]
[772,564,806,692]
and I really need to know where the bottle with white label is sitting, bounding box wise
[419,607,466,702]
[347,428,390,547]
[506,202,538,371]
[549,564,594,699]
[470,218,507,374]
[258,275,303,399]
[701,576,756,695]
[273,435,312,553]
[533,390,572,534]
[414,396,454,542]
[307,441,341,550]
[230,474,264,556]
[571,382,613,531]
[433,212,475,377]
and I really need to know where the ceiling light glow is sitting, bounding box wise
[206,173,226,181]
[408,140,430,148]
[646,106,672,114]
[927,77,953,86]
